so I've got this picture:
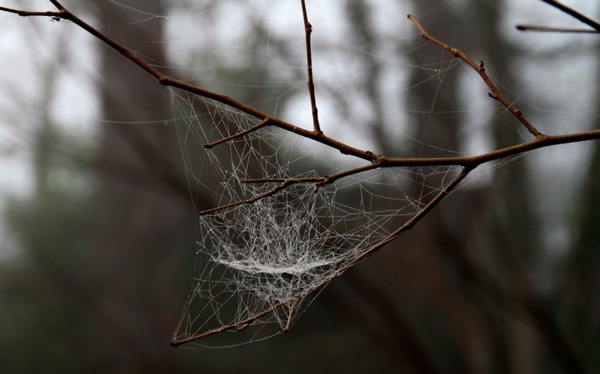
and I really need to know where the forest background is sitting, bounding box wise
[0,0,598,372]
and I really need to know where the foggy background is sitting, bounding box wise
[0,0,598,372]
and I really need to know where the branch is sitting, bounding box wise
[170,299,289,346]
[407,14,543,139]
[241,161,385,192]
[336,167,471,275]
[199,179,298,215]
[204,118,271,149]
[300,0,322,134]
[516,25,600,34]
[283,296,301,332]
[0,5,62,18]
[516,0,600,34]
[540,0,600,31]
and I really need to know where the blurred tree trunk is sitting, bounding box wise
[569,34,600,371]
[350,1,541,372]
[471,4,540,373]
[402,1,495,372]
[91,1,189,370]
[325,0,495,372]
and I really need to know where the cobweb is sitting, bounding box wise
[168,88,463,347]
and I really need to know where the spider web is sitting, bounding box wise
[168,87,463,347]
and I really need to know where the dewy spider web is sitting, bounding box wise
[168,87,463,347]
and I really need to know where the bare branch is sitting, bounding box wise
[170,299,289,346]
[516,1,600,35]
[516,25,600,34]
[283,296,301,332]
[335,167,471,275]
[0,5,62,18]
[540,0,600,31]
[204,118,271,149]
[382,130,600,168]
[407,14,543,139]
[228,130,600,206]
[199,179,300,215]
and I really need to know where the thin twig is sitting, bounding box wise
[283,296,301,332]
[241,177,322,184]
[0,6,62,18]
[407,14,543,139]
[300,0,322,134]
[170,299,289,346]
[204,118,271,149]
[336,167,471,275]
[541,0,600,31]
[516,25,600,34]
[199,179,299,215]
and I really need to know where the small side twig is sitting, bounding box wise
[199,179,301,215]
[0,5,62,18]
[204,118,271,149]
[516,25,600,34]
[170,299,290,346]
[283,296,301,332]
